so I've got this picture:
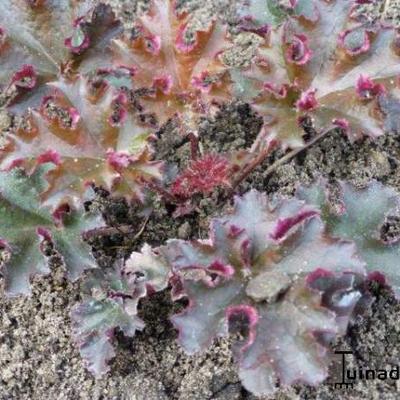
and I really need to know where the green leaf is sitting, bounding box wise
[0,162,104,295]
[72,297,144,376]
[298,180,400,297]
[238,0,288,29]
[239,283,337,395]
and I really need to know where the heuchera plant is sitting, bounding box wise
[149,190,372,395]
[71,244,169,376]
[234,0,400,147]
[0,0,400,397]
[108,0,232,131]
[0,1,122,113]
[0,1,164,204]
[103,0,280,199]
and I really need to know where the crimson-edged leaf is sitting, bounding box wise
[0,76,164,204]
[0,161,104,296]
[172,280,245,353]
[0,1,122,114]
[72,244,169,376]
[298,180,400,298]
[151,189,365,395]
[72,295,145,377]
[236,284,337,395]
[109,0,232,131]
[307,269,374,335]
[232,0,400,147]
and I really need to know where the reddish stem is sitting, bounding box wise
[188,132,199,160]
[145,180,180,204]
[229,139,278,193]
[229,127,334,195]
[83,225,133,240]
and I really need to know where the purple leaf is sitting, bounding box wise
[298,180,400,298]
[153,189,366,395]
[72,245,169,376]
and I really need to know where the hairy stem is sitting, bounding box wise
[83,225,134,240]
[229,127,334,194]
[188,132,199,160]
[145,180,179,203]
[229,139,278,194]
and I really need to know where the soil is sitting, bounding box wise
[1,1,400,400]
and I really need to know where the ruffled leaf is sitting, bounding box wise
[238,284,337,395]
[172,280,244,353]
[298,180,400,298]
[0,1,122,114]
[124,243,170,292]
[72,245,169,376]
[156,189,365,395]
[72,296,145,376]
[232,0,400,146]
[307,269,374,334]
[0,160,104,295]
[109,0,232,130]
[0,76,164,204]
